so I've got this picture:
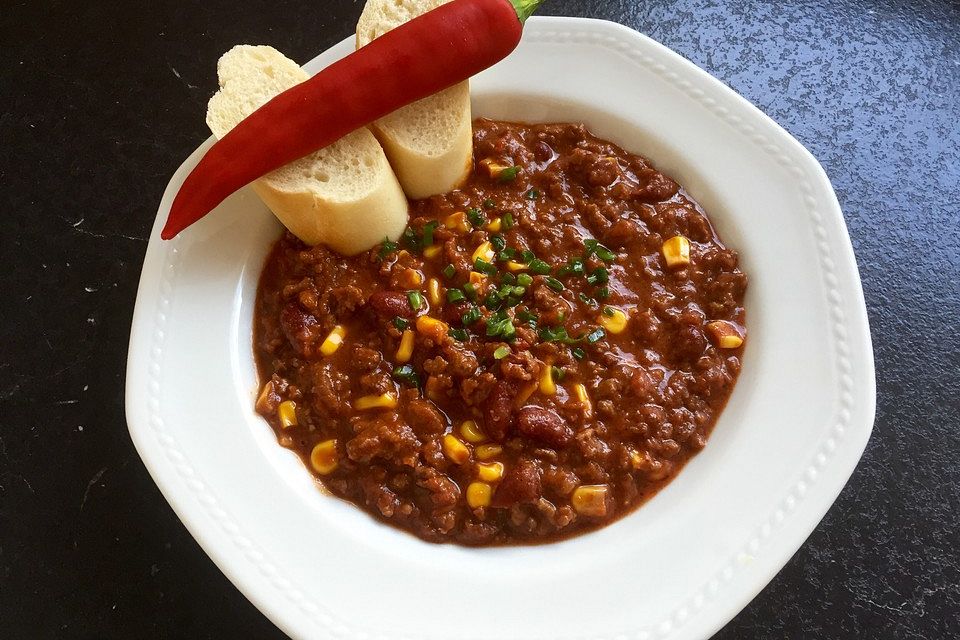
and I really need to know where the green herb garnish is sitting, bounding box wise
[585,327,606,344]
[502,212,515,229]
[586,267,609,286]
[392,317,409,331]
[377,237,399,261]
[462,306,482,325]
[526,188,540,200]
[407,290,424,311]
[446,288,466,303]
[449,327,469,342]
[392,364,420,387]
[467,207,485,227]
[474,258,498,275]
[493,345,511,359]
[498,166,519,182]
[544,276,564,291]
[529,259,551,275]
[584,239,616,262]
[442,264,456,280]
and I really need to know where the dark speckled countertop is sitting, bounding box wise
[1,1,957,638]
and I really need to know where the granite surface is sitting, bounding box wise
[1,0,958,638]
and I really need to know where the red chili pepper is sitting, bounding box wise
[161,0,544,240]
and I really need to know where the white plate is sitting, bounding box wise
[127,17,875,640]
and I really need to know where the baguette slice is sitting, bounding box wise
[206,45,408,255]
[357,0,473,199]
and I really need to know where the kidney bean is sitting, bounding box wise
[517,406,573,448]
[368,291,414,318]
[492,458,542,507]
[482,380,517,440]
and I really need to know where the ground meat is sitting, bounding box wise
[493,459,543,507]
[254,119,747,546]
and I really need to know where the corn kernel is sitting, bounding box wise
[460,420,487,443]
[539,363,556,395]
[415,315,449,342]
[572,484,609,517]
[599,307,629,334]
[466,481,492,508]
[573,383,592,415]
[277,400,298,429]
[476,461,504,482]
[480,158,510,180]
[399,269,424,288]
[310,439,338,475]
[515,380,539,407]
[475,444,503,461]
[505,261,528,272]
[319,325,346,356]
[472,241,495,263]
[443,434,471,465]
[486,217,502,232]
[444,211,469,233]
[662,235,691,268]
[395,329,415,363]
[706,320,745,349]
[427,278,441,307]
[255,381,276,414]
[354,393,398,410]
[469,271,486,286]
[423,245,442,259]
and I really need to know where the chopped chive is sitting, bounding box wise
[501,272,517,285]
[461,306,482,325]
[483,198,496,209]
[377,237,398,261]
[586,267,609,286]
[558,258,585,277]
[572,347,585,360]
[407,290,424,311]
[578,292,594,305]
[442,264,456,279]
[544,276,564,291]
[517,309,539,326]
[502,212,515,229]
[446,288,466,303]
[516,274,533,287]
[603,306,616,317]
[483,291,502,310]
[485,310,516,339]
[498,166,519,182]
[490,234,507,252]
[392,364,420,387]
[526,188,540,200]
[422,221,438,247]
[467,207,485,227]
[521,249,536,263]
[392,317,409,331]
[498,247,517,261]
[596,286,610,299]
[497,282,514,298]
[511,285,526,297]
[402,227,420,251]
[493,345,511,359]
[463,282,478,302]
[538,326,574,343]
[584,239,616,262]
[528,259,551,275]
[449,327,469,342]
[551,366,566,382]
[474,258,498,275]
[585,327,606,344]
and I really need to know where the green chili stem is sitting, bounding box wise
[509,0,545,23]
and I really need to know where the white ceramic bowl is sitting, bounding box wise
[127,17,875,640]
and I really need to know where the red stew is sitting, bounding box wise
[254,119,747,545]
